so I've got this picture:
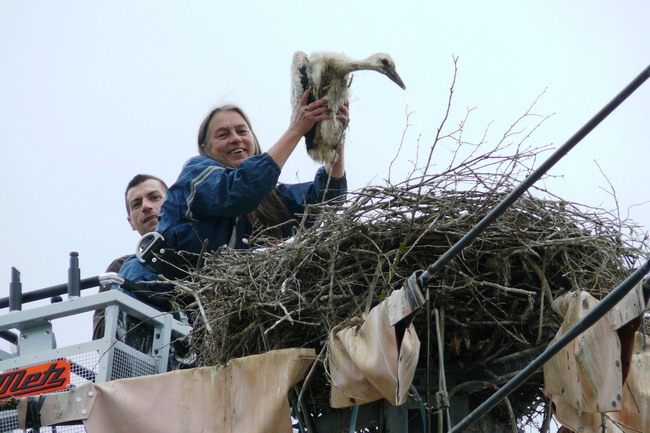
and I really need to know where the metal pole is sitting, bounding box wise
[0,277,99,308]
[9,267,22,311]
[68,251,81,298]
[448,258,650,433]
[419,64,650,289]
[0,275,141,309]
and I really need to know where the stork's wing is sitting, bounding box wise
[291,51,310,110]
[291,51,318,151]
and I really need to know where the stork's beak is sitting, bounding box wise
[384,67,406,90]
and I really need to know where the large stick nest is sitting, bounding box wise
[174,170,646,420]
[169,78,649,426]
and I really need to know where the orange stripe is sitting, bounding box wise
[0,359,71,400]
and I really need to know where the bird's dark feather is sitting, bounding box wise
[298,65,310,93]
[299,64,318,151]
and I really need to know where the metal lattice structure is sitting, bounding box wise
[0,289,190,432]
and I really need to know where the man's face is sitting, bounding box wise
[126,179,166,235]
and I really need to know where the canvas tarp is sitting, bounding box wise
[18,347,315,433]
[549,333,650,433]
[328,276,425,408]
[544,288,650,433]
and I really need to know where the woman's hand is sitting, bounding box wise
[267,89,330,169]
[335,100,350,125]
[328,101,348,179]
[288,89,331,136]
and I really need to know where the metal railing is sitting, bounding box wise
[1,252,192,432]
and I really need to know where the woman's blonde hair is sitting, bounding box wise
[197,104,290,241]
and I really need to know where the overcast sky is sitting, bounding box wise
[1,1,648,354]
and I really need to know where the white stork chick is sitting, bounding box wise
[291,51,406,165]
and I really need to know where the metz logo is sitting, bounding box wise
[0,360,71,400]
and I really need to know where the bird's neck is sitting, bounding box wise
[346,60,374,73]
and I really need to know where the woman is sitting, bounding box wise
[117,90,347,310]
[157,89,348,256]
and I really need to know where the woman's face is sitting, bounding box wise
[204,110,255,167]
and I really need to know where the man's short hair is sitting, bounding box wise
[124,174,169,214]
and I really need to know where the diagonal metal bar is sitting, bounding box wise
[448,257,650,433]
[419,64,650,289]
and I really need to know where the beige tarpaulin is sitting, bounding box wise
[18,348,315,433]
[550,333,650,433]
[328,274,425,408]
[544,291,623,413]
[544,287,650,433]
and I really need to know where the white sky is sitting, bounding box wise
[1,0,649,363]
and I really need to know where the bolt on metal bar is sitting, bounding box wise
[9,267,22,311]
[68,251,81,298]
[449,257,650,433]
[419,64,650,289]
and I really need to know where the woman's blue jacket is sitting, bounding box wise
[157,152,346,254]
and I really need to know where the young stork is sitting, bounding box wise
[291,51,406,165]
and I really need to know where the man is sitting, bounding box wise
[124,174,167,237]
[92,174,168,339]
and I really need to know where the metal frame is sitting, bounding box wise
[0,289,191,382]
